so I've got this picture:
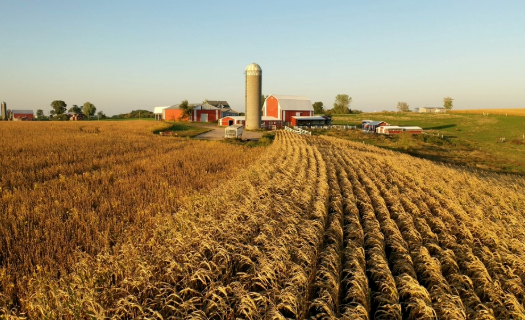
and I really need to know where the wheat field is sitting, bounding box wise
[0,121,263,315]
[450,109,525,117]
[2,125,525,319]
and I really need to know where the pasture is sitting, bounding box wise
[327,112,525,174]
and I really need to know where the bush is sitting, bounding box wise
[51,114,69,121]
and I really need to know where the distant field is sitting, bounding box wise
[327,112,525,174]
[451,108,525,117]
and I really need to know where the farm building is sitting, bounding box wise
[419,107,446,113]
[153,106,170,121]
[362,120,373,127]
[11,110,34,121]
[67,113,84,121]
[291,116,331,126]
[163,103,222,122]
[219,116,245,126]
[224,124,244,138]
[219,115,282,128]
[376,126,423,135]
[401,126,423,134]
[206,101,240,117]
[363,121,389,132]
[262,95,314,125]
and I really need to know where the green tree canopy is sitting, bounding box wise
[261,95,268,108]
[397,102,410,112]
[68,105,82,114]
[50,100,67,115]
[313,101,324,114]
[82,102,96,120]
[443,97,454,110]
[36,109,44,117]
[333,94,352,114]
[178,100,193,121]
[97,111,107,119]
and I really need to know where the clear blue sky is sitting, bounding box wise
[1,1,524,115]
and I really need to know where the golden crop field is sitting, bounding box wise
[450,108,525,117]
[2,126,525,319]
[0,121,263,315]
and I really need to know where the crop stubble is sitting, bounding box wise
[2,127,525,319]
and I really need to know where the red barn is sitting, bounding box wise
[163,103,222,122]
[12,110,34,121]
[263,95,314,125]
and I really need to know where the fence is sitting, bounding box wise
[284,126,311,135]
[296,124,357,130]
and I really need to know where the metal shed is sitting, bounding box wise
[225,125,244,138]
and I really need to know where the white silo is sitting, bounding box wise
[245,63,262,130]
[1,102,6,121]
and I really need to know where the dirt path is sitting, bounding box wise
[193,127,264,141]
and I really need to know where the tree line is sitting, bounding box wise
[310,95,454,114]
[36,100,106,120]
[396,97,454,112]
[311,94,362,115]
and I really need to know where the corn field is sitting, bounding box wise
[2,125,525,319]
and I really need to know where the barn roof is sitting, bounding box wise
[165,103,200,110]
[221,116,245,120]
[153,106,170,114]
[11,110,33,114]
[219,116,281,121]
[367,121,387,126]
[271,95,314,111]
[292,116,327,120]
[192,103,221,110]
[207,101,230,108]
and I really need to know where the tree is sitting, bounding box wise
[261,95,268,108]
[443,97,454,110]
[82,102,96,120]
[178,100,193,121]
[313,101,324,114]
[36,109,44,117]
[97,111,107,119]
[397,102,410,112]
[50,100,67,115]
[68,105,82,114]
[333,94,352,114]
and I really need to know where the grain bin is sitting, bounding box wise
[245,63,262,130]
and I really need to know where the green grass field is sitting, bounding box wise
[322,112,525,174]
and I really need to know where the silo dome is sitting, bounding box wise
[245,63,262,75]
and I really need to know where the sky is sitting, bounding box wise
[1,1,524,115]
